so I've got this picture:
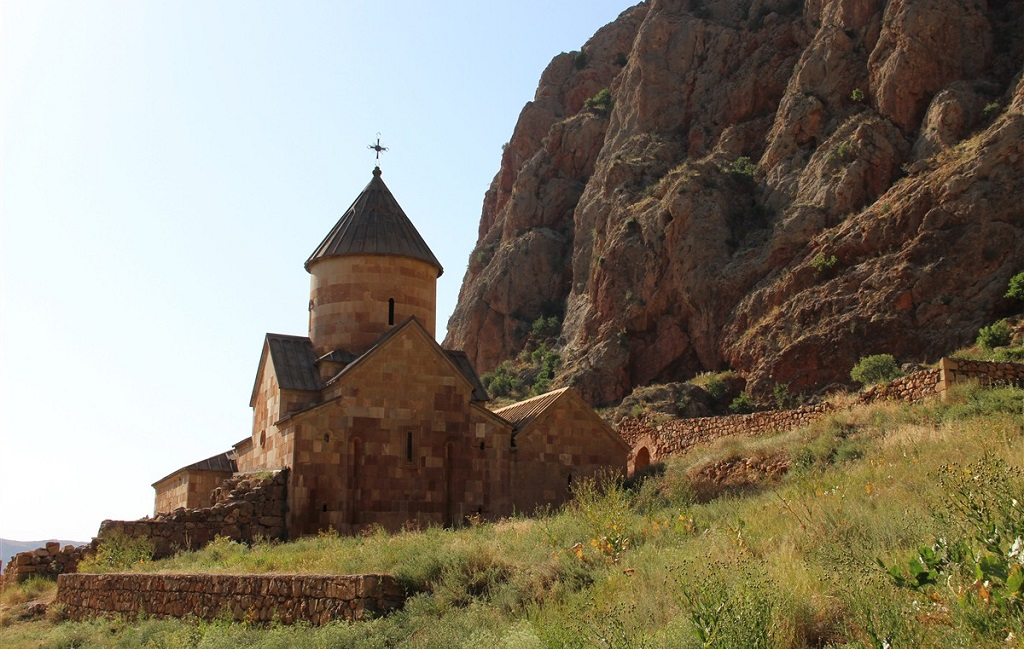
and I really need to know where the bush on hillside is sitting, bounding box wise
[850,354,902,386]
[728,392,756,414]
[1005,272,1024,302]
[584,88,613,115]
[976,320,1012,350]
[77,531,154,572]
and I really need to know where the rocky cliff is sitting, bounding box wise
[445,0,1024,404]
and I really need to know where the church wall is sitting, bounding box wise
[241,366,300,473]
[154,469,234,514]
[308,255,437,357]
[153,474,190,514]
[285,326,512,537]
[511,394,629,515]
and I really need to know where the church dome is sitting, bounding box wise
[305,167,443,276]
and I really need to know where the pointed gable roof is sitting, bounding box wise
[249,334,321,407]
[493,388,569,434]
[279,317,494,424]
[493,388,629,451]
[305,167,444,276]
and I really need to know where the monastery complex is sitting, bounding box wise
[152,166,629,537]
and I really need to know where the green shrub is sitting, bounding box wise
[573,51,588,70]
[850,354,902,386]
[1005,272,1024,301]
[530,316,561,345]
[932,457,1024,616]
[584,88,612,115]
[810,253,838,273]
[729,156,756,177]
[827,141,853,165]
[530,345,561,395]
[687,371,736,403]
[703,377,726,400]
[976,320,1012,349]
[772,382,798,410]
[728,392,756,414]
[850,88,865,102]
[482,360,521,398]
[78,531,154,572]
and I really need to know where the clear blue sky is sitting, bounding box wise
[0,0,633,542]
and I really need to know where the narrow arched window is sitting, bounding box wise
[406,431,413,463]
[388,298,395,325]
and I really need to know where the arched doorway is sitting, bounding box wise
[633,446,651,475]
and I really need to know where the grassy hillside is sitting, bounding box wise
[2,383,1022,648]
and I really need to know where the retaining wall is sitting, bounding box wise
[940,358,1024,391]
[620,403,836,472]
[99,470,288,559]
[621,359,1024,471]
[57,572,405,625]
[857,368,942,404]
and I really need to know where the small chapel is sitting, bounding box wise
[153,164,628,537]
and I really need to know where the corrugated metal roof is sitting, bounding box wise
[305,167,443,276]
[267,334,321,392]
[444,349,490,402]
[492,387,569,434]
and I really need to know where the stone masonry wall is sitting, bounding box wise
[940,358,1024,391]
[2,542,93,588]
[620,360,1024,471]
[99,470,288,559]
[857,368,943,404]
[57,573,406,625]
[619,403,836,471]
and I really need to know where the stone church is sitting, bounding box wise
[153,166,628,537]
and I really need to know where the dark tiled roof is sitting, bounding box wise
[493,388,569,434]
[267,334,321,392]
[305,167,443,276]
[184,452,236,473]
[153,452,236,486]
[444,350,490,402]
[317,349,357,365]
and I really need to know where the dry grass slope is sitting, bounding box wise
[2,383,1022,648]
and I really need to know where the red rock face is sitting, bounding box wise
[445,0,1024,404]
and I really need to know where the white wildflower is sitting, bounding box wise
[1010,537,1024,565]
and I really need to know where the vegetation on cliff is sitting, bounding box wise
[3,382,1022,647]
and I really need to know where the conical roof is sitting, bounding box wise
[305,167,443,276]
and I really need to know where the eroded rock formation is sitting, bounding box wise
[445,0,1024,404]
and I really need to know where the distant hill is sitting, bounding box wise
[0,538,88,574]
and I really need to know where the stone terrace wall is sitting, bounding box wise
[2,542,93,588]
[857,368,942,404]
[57,573,405,625]
[619,403,836,470]
[100,470,288,559]
[620,360,1024,471]
[940,358,1024,391]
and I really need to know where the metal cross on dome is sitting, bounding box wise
[368,134,388,165]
